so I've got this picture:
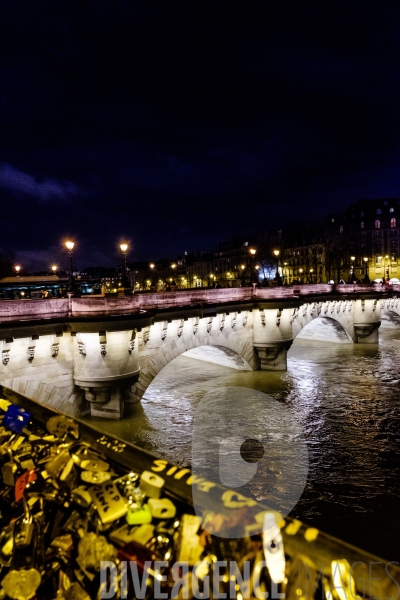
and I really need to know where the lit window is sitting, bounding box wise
[331,217,335,222]
[375,220,380,229]
[391,240,397,248]
[376,255,382,264]
[391,218,396,227]
[390,207,394,212]
[339,226,343,233]
[361,221,364,229]
[391,252,397,263]
[377,209,382,214]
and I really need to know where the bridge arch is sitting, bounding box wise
[129,315,257,403]
[381,299,400,324]
[292,315,352,343]
[291,301,356,343]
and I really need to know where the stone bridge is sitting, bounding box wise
[0,283,397,419]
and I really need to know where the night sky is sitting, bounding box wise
[2,1,400,271]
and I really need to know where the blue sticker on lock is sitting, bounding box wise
[3,405,31,434]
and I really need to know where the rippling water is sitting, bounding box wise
[91,323,400,560]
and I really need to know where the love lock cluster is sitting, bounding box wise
[0,400,279,600]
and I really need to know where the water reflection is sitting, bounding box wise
[90,324,400,560]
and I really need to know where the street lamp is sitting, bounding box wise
[363,256,370,283]
[120,243,129,288]
[170,263,177,286]
[15,265,21,276]
[65,241,75,274]
[273,249,282,285]
[249,248,256,256]
[385,254,390,283]
[51,265,57,276]
[149,262,156,289]
[349,256,356,283]
[65,241,76,293]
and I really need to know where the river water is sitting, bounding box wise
[90,320,400,561]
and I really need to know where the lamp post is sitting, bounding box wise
[240,263,246,287]
[273,249,282,285]
[170,263,177,288]
[15,265,21,277]
[384,254,390,283]
[249,247,258,284]
[149,262,156,290]
[65,241,74,274]
[299,267,303,284]
[51,265,57,276]
[363,256,370,283]
[309,268,314,283]
[120,243,129,289]
[349,256,356,283]
[65,241,77,293]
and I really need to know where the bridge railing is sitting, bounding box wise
[0,283,399,321]
[0,298,69,319]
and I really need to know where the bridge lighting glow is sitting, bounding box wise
[65,241,74,251]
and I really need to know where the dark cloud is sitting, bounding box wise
[0,163,82,201]
[1,0,400,268]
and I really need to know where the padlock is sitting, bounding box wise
[50,533,74,555]
[15,469,37,502]
[126,503,152,525]
[148,498,176,519]
[140,470,165,498]
[0,398,11,412]
[0,522,15,567]
[2,404,31,434]
[81,470,112,484]
[46,415,79,440]
[110,522,155,547]
[45,450,72,479]
[77,532,117,572]
[71,486,93,508]
[177,514,204,566]
[1,568,42,600]
[11,502,44,573]
[2,448,19,486]
[14,498,34,547]
[80,458,109,472]
[89,480,127,524]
